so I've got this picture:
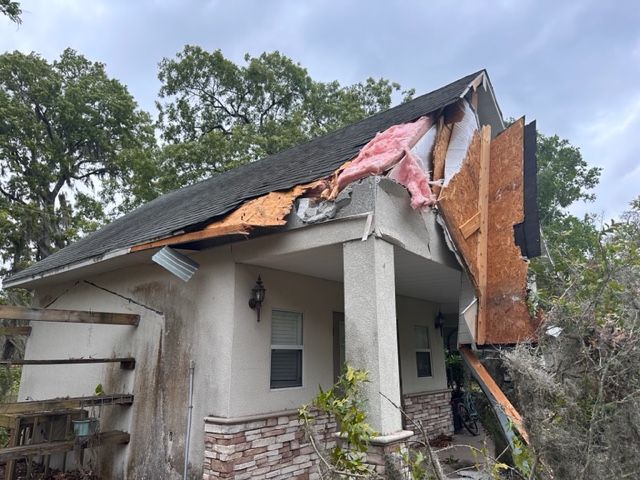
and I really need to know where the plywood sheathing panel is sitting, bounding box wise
[132,181,324,252]
[431,120,454,198]
[438,119,538,345]
[437,131,483,287]
[484,119,539,344]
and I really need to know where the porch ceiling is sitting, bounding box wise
[244,244,461,304]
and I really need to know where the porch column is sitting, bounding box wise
[343,237,402,435]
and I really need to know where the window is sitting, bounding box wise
[414,325,432,377]
[270,310,303,388]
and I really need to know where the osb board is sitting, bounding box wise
[431,121,453,198]
[438,119,538,345]
[132,181,324,251]
[437,131,482,287]
[484,119,539,344]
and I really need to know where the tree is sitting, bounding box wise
[505,198,640,479]
[0,49,155,279]
[0,0,21,23]
[536,133,601,227]
[530,132,602,301]
[155,47,413,191]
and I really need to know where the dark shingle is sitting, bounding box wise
[5,71,482,284]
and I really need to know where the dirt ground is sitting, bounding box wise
[437,424,496,479]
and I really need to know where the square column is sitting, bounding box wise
[343,237,402,435]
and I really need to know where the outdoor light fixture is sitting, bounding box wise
[434,309,445,333]
[249,275,266,321]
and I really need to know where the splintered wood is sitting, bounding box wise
[438,119,539,345]
[460,346,529,443]
[132,181,324,251]
[431,120,453,198]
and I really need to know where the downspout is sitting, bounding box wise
[183,360,195,480]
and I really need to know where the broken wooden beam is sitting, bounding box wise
[0,327,31,336]
[0,430,130,462]
[0,306,139,326]
[0,394,134,415]
[0,357,135,369]
[460,346,529,444]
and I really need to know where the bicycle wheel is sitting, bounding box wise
[458,404,479,436]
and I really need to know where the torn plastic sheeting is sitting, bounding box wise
[408,122,437,172]
[326,116,433,205]
[443,100,478,186]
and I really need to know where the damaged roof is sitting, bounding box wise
[5,70,484,286]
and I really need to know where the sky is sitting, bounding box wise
[1,0,638,219]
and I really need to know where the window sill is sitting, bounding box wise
[270,385,304,392]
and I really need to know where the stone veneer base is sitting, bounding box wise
[402,389,454,444]
[203,409,336,480]
[203,390,453,479]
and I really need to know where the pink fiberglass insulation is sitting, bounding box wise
[332,117,432,195]
[388,149,437,209]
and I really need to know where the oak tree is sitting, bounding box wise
[0,48,155,277]
[155,46,413,191]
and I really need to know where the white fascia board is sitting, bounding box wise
[459,71,505,133]
[2,247,132,289]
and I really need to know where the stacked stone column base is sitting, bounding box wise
[402,389,454,443]
[203,390,453,479]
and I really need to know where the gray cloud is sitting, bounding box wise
[1,0,638,218]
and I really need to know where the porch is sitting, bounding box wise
[203,177,463,478]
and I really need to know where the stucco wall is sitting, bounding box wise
[228,264,448,416]
[397,296,448,394]
[229,264,343,417]
[19,249,450,478]
[21,246,236,480]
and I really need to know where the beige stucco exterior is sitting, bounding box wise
[18,253,450,478]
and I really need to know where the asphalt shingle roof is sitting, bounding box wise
[5,70,482,285]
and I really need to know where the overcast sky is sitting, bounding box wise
[1,0,638,219]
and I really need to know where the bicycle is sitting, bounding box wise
[454,391,479,436]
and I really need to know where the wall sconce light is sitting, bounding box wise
[249,275,266,321]
[434,309,445,333]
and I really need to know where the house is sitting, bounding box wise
[1,70,540,479]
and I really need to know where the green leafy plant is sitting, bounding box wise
[402,450,428,479]
[299,366,377,477]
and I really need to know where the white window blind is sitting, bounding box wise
[271,310,303,388]
[414,325,432,378]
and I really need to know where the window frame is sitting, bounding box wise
[269,309,304,390]
[414,324,433,378]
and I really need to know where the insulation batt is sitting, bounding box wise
[332,116,436,209]
[388,148,437,208]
